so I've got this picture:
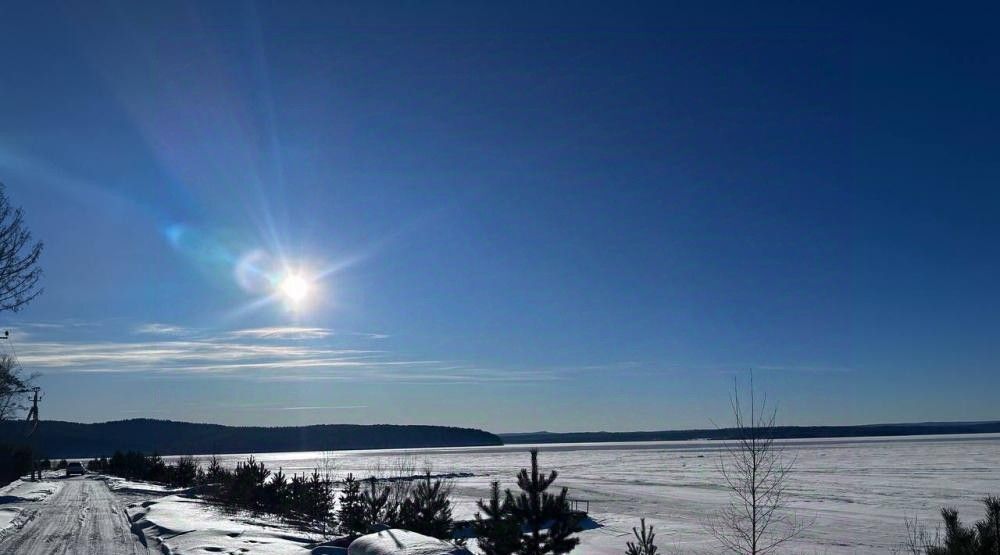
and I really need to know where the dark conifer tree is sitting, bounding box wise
[474,481,523,555]
[307,470,336,533]
[361,475,394,531]
[399,471,454,539]
[927,496,1000,555]
[339,473,368,536]
[506,449,581,555]
[625,519,657,555]
[205,455,229,484]
[263,468,289,514]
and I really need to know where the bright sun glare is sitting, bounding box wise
[279,274,310,304]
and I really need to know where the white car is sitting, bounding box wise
[65,461,86,477]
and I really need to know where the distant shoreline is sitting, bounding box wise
[499,420,1000,445]
[0,418,503,459]
[6,418,998,459]
[158,431,1000,461]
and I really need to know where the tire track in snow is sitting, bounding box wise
[0,475,153,554]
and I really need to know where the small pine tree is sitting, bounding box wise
[626,519,657,555]
[225,455,270,512]
[205,455,228,484]
[400,472,454,539]
[339,473,367,536]
[307,469,337,534]
[263,468,289,515]
[506,449,581,555]
[360,475,394,531]
[927,496,1000,555]
[474,481,523,555]
[975,496,1000,553]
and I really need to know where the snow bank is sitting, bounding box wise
[348,529,471,555]
[0,477,61,540]
[0,478,60,502]
[0,507,22,537]
[100,475,186,496]
[127,494,320,554]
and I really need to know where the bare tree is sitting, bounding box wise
[0,184,43,313]
[0,353,36,421]
[890,517,941,555]
[707,374,811,554]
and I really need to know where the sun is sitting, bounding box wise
[279,274,310,304]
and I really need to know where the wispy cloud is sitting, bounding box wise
[222,327,389,340]
[21,323,67,330]
[351,332,390,340]
[1,320,102,339]
[134,323,193,336]
[751,364,856,374]
[224,326,334,340]
[228,404,369,411]
[13,327,552,384]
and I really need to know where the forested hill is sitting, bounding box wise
[501,420,1000,444]
[0,419,503,458]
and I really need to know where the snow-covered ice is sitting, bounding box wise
[176,433,1000,554]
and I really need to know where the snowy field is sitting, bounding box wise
[165,433,1000,554]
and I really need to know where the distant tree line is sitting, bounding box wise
[1,419,502,459]
[501,422,1000,445]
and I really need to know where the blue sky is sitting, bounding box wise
[0,2,997,432]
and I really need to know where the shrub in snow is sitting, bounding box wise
[284,469,336,533]
[205,455,230,484]
[211,457,337,532]
[166,455,198,487]
[222,455,270,512]
[0,443,33,486]
[103,450,169,481]
[86,456,108,472]
[399,472,454,540]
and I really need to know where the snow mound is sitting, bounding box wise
[127,494,318,554]
[100,475,186,495]
[0,478,60,502]
[348,529,471,555]
[0,507,22,536]
[0,477,60,540]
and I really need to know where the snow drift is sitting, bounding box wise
[127,494,319,554]
[348,529,470,555]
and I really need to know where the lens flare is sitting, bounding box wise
[234,249,276,294]
[279,274,310,304]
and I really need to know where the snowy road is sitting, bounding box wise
[0,475,152,555]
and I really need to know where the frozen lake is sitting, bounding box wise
[181,434,1000,554]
